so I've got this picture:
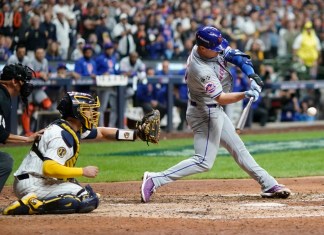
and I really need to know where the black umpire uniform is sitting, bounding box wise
[0,84,14,192]
[0,63,35,193]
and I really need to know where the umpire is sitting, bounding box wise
[0,63,42,193]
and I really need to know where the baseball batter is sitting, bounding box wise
[3,91,159,215]
[141,26,291,203]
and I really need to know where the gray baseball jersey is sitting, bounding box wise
[13,124,93,200]
[148,45,278,192]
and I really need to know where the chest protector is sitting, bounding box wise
[31,120,80,167]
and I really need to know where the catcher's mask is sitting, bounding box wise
[0,63,34,107]
[57,92,100,130]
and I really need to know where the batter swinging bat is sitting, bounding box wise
[236,97,254,134]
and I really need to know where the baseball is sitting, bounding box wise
[307,107,317,116]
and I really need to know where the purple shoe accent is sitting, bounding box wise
[261,185,291,199]
[141,172,155,203]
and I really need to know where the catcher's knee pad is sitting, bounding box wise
[40,194,81,214]
[78,185,100,213]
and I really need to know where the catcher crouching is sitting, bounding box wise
[2,91,160,215]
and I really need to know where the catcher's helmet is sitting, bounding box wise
[195,26,228,52]
[57,92,100,130]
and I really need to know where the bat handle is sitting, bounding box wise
[235,97,254,133]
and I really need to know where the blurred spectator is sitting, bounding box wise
[7,43,32,67]
[133,22,148,58]
[293,21,321,79]
[88,33,101,56]
[135,71,167,120]
[0,3,15,37]
[112,13,136,58]
[31,47,50,81]
[24,15,47,58]
[53,9,70,60]
[164,40,174,60]
[245,32,265,75]
[22,47,52,136]
[0,35,12,61]
[279,90,301,122]
[95,13,112,48]
[81,2,100,41]
[278,19,299,57]
[40,11,57,45]
[119,51,145,79]
[246,96,269,127]
[146,32,165,60]
[102,6,117,33]
[95,42,119,127]
[67,13,78,59]
[73,44,97,94]
[156,60,187,130]
[74,44,97,80]
[279,69,301,122]
[120,51,146,107]
[45,41,62,61]
[15,0,33,44]
[48,63,72,105]
[53,0,70,17]
[71,37,85,61]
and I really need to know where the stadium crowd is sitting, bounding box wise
[0,0,323,134]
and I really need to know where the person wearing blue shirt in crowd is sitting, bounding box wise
[95,42,119,127]
[135,67,167,120]
[156,60,188,130]
[74,44,97,93]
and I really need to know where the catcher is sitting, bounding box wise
[3,91,160,215]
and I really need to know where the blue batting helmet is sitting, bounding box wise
[195,26,228,52]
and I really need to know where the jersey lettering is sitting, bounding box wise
[0,114,5,128]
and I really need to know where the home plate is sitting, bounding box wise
[241,202,286,207]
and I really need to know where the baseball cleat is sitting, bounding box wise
[141,172,155,203]
[260,185,291,199]
[2,193,41,215]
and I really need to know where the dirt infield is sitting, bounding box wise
[1,123,324,235]
[1,177,324,235]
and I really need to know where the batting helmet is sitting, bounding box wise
[57,92,100,130]
[195,26,228,52]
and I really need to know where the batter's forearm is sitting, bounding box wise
[215,92,245,105]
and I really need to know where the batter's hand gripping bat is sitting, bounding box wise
[236,97,254,134]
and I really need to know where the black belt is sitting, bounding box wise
[16,173,30,180]
[190,100,218,108]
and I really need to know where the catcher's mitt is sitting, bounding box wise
[136,109,160,145]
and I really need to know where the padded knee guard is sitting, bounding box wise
[40,194,82,214]
[41,185,99,214]
[78,185,100,213]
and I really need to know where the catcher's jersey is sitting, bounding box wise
[186,45,233,105]
[14,121,96,178]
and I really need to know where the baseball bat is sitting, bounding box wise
[236,97,254,134]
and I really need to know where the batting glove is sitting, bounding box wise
[248,73,264,88]
[244,90,259,102]
[250,79,262,93]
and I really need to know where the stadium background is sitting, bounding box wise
[1,1,324,234]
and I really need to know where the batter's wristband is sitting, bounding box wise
[115,129,136,141]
